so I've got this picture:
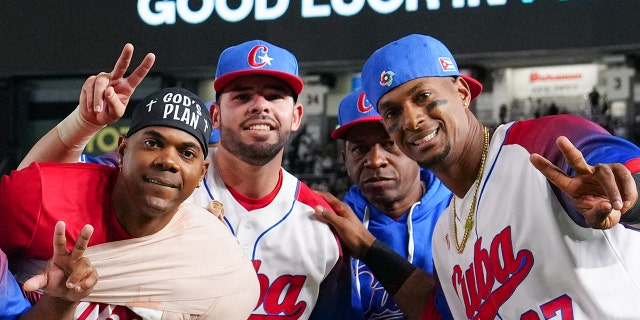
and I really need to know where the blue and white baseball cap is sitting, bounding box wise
[213,40,304,95]
[331,89,382,140]
[361,34,483,109]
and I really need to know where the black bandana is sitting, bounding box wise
[127,87,212,158]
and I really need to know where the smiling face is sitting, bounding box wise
[213,75,303,166]
[376,76,473,170]
[343,121,422,215]
[117,126,208,219]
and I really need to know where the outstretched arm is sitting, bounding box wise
[530,136,639,229]
[19,221,98,320]
[18,43,155,169]
[313,191,437,320]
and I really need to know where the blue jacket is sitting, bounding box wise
[344,168,453,320]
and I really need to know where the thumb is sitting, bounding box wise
[23,273,47,292]
[314,190,349,214]
[104,86,126,119]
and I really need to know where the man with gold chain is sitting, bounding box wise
[316,34,640,319]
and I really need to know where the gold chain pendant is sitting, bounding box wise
[452,127,489,254]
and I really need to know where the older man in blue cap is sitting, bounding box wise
[329,89,453,320]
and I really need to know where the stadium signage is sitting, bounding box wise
[138,0,538,25]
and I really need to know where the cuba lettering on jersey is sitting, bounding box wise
[432,115,640,319]
[353,260,404,318]
[189,154,347,319]
[74,303,158,320]
[20,290,154,320]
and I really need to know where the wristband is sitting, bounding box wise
[361,239,417,296]
[56,106,104,151]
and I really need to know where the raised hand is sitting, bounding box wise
[530,136,637,229]
[23,221,98,302]
[79,43,155,126]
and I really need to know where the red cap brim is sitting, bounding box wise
[461,75,483,101]
[331,115,383,140]
[214,70,304,95]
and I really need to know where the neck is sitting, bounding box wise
[434,123,488,198]
[214,146,283,199]
[111,182,179,238]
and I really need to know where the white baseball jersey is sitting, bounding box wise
[188,148,351,319]
[432,115,640,319]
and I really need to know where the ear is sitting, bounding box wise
[455,77,472,108]
[211,102,221,129]
[290,102,304,132]
[117,136,127,161]
[200,159,209,181]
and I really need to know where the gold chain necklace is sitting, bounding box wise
[452,127,489,254]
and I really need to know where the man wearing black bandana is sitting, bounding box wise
[1,86,259,319]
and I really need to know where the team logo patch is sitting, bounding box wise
[247,45,273,69]
[379,70,395,87]
[356,92,373,113]
[439,57,457,72]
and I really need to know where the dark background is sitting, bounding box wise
[2,1,639,78]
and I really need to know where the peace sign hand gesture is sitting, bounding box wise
[23,221,98,302]
[530,136,637,229]
[79,43,155,126]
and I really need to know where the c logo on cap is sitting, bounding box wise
[357,92,373,113]
[248,45,272,68]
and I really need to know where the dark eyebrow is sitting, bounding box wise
[264,83,292,92]
[224,85,252,93]
[142,129,201,151]
[407,82,423,96]
[379,83,424,111]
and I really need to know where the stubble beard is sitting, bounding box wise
[219,125,290,167]
[416,143,451,170]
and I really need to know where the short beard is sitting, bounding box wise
[219,125,290,167]
[417,143,451,170]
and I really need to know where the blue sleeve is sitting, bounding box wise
[435,284,453,320]
[0,250,31,320]
[506,115,640,173]
[79,151,119,166]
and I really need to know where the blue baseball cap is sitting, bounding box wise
[210,128,220,144]
[361,34,483,109]
[331,89,382,140]
[213,40,304,95]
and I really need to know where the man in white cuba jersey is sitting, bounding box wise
[358,34,640,319]
[18,41,352,319]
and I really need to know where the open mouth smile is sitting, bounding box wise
[248,124,271,131]
[413,129,438,146]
